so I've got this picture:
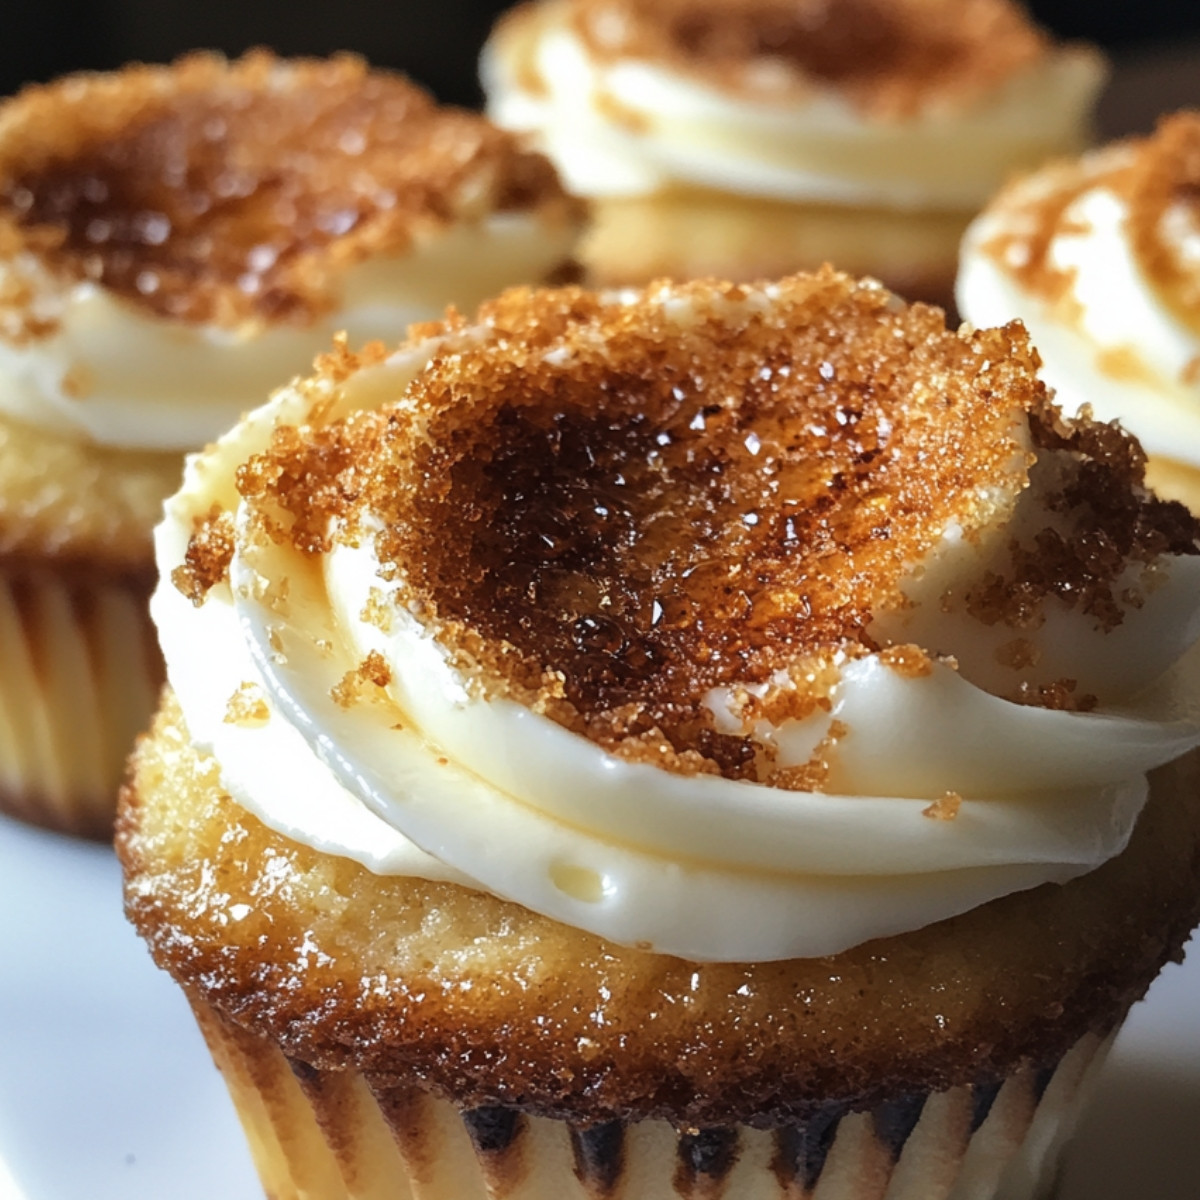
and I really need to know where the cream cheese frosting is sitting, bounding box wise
[482,0,1106,210]
[0,52,581,453]
[153,274,1200,962]
[0,216,579,452]
[958,117,1200,469]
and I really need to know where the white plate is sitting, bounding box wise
[1,811,1198,1200]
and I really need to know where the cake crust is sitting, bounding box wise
[0,409,178,570]
[119,689,1200,1128]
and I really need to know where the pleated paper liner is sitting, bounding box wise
[191,992,1115,1200]
[0,560,162,840]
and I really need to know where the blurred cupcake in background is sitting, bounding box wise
[959,111,1200,510]
[482,0,1106,306]
[0,49,582,839]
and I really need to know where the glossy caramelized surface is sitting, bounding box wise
[233,274,1195,776]
[238,275,1035,779]
[568,0,1049,117]
[0,51,570,334]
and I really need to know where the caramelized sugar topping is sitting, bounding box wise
[1126,113,1200,336]
[0,51,570,330]
[172,506,235,607]
[983,113,1200,336]
[572,0,1049,118]
[239,272,1054,777]
[963,403,1200,709]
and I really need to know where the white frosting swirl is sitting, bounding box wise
[153,290,1200,963]
[482,1,1105,210]
[0,213,577,453]
[959,144,1200,469]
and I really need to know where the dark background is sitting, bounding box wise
[5,1,1200,109]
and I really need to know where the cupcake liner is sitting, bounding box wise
[190,992,1115,1200]
[0,560,162,839]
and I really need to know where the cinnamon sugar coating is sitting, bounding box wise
[227,270,1200,780]
[0,51,574,334]
[982,112,1200,333]
[569,0,1052,118]
[171,507,235,606]
[964,404,1199,642]
[119,693,1200,1127]
[1126,113,1200,335]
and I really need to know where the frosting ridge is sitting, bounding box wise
[483,0,1106,208]
[154,274,1200,961]
[958,113,1200,469]
[0,51,581,452]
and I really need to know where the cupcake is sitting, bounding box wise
[482,0,1106,306]
[959,111,1200,512]
[120,271,1200,1200]
[0,50,582,838]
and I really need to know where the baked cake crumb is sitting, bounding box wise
[1012,678,1097,712]
[964,404,1200,634]
[879,643,933,677]
[361,587,395,633]
[770,719,848,792]
[995,637,1040,669]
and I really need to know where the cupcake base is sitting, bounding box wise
[192,991,1114,1200]
[120,694,1200,1200]
[0,559,161,839]
[580,189,966,312]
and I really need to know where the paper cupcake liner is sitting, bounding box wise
[0,561,162,839]
[190,994,1114,1200]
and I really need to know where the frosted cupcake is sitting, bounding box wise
[482,0,1105,305]
[121,272,1200,1200]
[0,51,582,837]
[959,111,1200,512]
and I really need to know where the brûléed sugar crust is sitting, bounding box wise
[0,50,577,338]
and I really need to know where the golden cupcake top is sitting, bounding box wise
[148,268,1200,965]
[0,50,574,336]
[119,688,1200,1126]
[978,113,1200,330]
[485,0,1105,215]
[221,271,1196,786]
[556,0,1059,117]
[1123,114,1200,335]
